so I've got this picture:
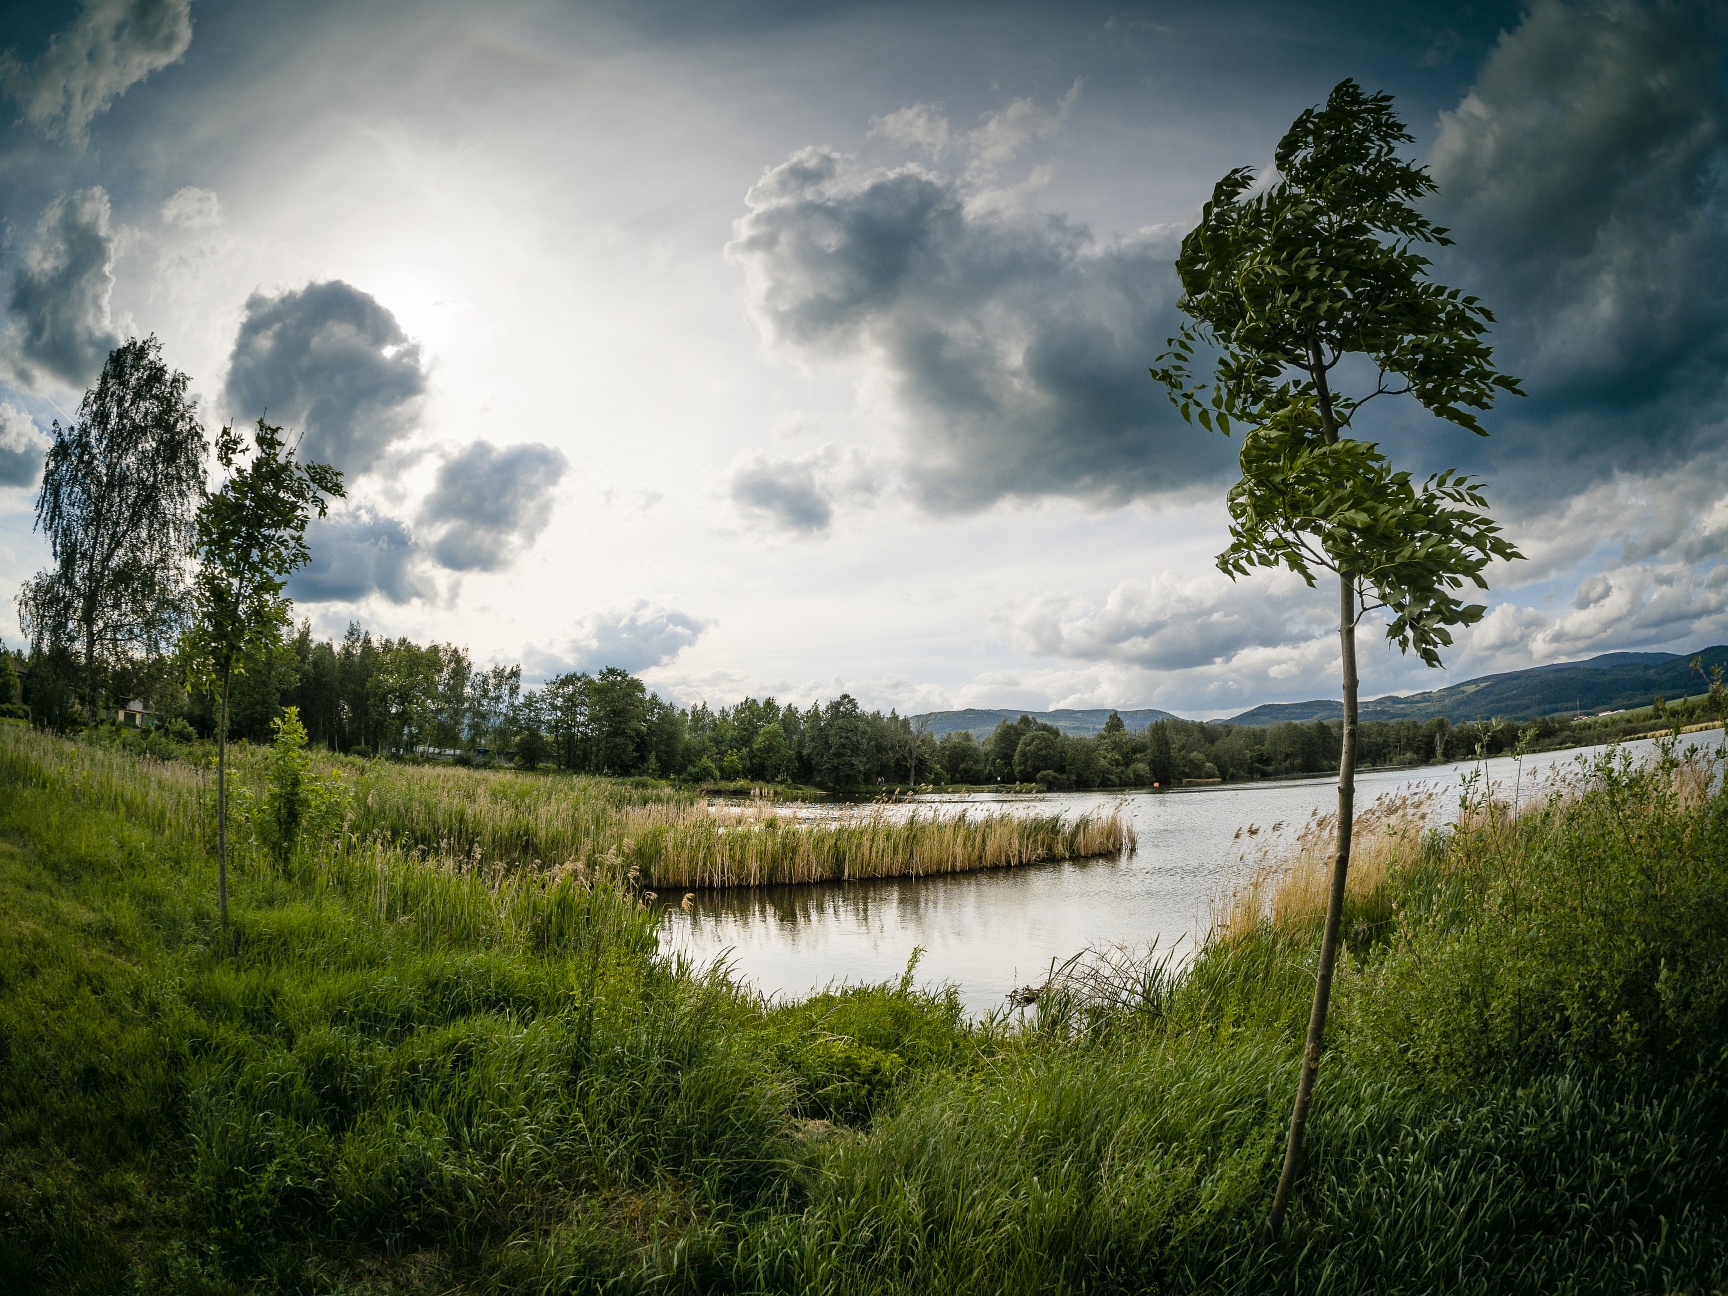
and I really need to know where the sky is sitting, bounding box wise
[1,0,1725,718]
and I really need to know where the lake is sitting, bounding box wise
[657,735,1699,1015]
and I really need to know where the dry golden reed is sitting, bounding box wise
[1213,790,1437,942]
[282,747,1135,889]
[626,805,1133,889]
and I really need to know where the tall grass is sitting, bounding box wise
[623,804,1132,888]
[1,724,1724,1294]
[225,742,1136,888]
[1213,789,1437,942]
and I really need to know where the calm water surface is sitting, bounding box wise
[659,737,1688,1015]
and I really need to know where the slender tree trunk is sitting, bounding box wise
[85,621,99,724]
[1266,344,1359,1237]
[217,670,231,925]
[1266,573,1358,1235]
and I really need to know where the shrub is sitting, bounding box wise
[258,706,348,862]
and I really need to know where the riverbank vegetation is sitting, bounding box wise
[42,719,1134,890]
[2,722,1723,1293]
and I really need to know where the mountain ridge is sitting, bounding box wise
[910,646,1728,738]
[1224,645,1728,726]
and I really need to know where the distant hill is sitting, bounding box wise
[913,707,1180,739]
[1224,646,1728,727]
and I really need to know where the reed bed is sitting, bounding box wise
[0,723,655,959]
[0,720,207,842]
[1213,789,1438,941]
[628,805,1133,888]
[1211,738,1725,944]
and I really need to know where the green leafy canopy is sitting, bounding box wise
[182,419,344,691]
[1150,79,1524,667]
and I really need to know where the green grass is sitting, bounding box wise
[0,725,1724,1293]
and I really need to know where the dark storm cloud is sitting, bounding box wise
[224,281,427,476]
[5,187,119,389]
[525,600,708,678]
[0,0,192,145]
[1428,0,1728,491]
[0,402,49,486]
[420,440,567,572]
[287,507,432,605]
[730,148,1226,512]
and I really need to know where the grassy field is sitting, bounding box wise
[1,724,1724,1293]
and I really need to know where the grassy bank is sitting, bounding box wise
[1,725,1725,1293]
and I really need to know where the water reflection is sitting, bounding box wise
[660,736,1695,1015]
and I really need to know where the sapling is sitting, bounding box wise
[1152,79,1523,1233]
[183,420,342,923]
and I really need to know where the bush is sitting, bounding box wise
[257,707,347,862]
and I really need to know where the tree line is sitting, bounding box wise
[8,607,1552,794]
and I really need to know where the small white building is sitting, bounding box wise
[115,698,155,729]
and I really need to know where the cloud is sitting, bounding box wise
[1467,564,1728,664]
[0,403,50,487]
[728,443,881,533]
[1429,0,1728,492]
[5,188,119,389]
[1467,452,1728,588]
[1007,570,1333,671]
[525,599,709,677]
[224,280,428,475]
[730,144,1223,512]
[420,440,567,572]
[869,103,952,157]
[731,455,830,531]
[1573,573,1612,611]
[0,0,192,145]
[160,185,221,229]
[868,85,1079,175]
[966,85,1079,174]
[286,506,433,605]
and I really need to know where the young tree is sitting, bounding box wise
[1151,80,1523,1234]
[0,645,19,706]
[16,337,205,720]
[183,419,342,924]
